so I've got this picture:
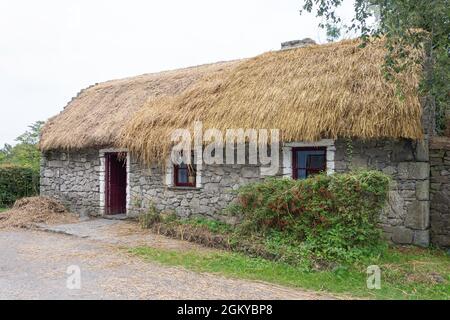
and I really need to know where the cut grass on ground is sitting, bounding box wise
[0,207,8,213]
[129,246,449,300]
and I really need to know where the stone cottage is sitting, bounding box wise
[39,38,450,248]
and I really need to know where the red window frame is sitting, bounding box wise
[174,163,196,187]
[292,147,327,179]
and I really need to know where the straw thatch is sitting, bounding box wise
[40,61,240,151]
[121,38,424,165]
[41,38,424,165]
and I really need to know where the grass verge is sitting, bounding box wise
[0,207,8,213]
[129,245,449,300]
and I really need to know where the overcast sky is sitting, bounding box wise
[0,0,355,146]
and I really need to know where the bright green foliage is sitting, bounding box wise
[301,0,450,133]
[130,245,450,300]
[183,217,234,234]
[146,171,391,268]
[0,121,43,171]
[0,121,43,206]
[0,164,40,207]
[325,22,341,42]
[232,171,390,265]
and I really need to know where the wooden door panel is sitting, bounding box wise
[105,153,127,215]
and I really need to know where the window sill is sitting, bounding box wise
[167,186,202,191]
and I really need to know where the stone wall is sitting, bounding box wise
[429,137,450,248]
[41,137,432,246]
[333,138,430,246]
[40,149,101,216]
[127,159,264,222]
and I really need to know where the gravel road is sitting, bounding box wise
[0,220,333,300]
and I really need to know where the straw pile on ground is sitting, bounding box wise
[121,38,424,165]
[0,197,78,229]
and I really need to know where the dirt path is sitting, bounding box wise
[0,220,333,300]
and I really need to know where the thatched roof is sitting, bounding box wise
[41,38,424,164]
[40,61,240,151]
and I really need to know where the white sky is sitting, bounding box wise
[0,0,355,146]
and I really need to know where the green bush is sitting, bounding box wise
[233,171,390,265]
[0,164,40,207]
[184,217,234,234]
[138,170,391,268]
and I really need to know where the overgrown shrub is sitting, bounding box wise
[0,164,40,207]
[140,171,390,268]
[232,170,390,265]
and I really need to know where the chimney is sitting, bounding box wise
[281,38,316,50]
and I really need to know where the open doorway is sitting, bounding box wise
[105,152,127,215]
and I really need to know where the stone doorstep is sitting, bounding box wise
[34,218,122,239]
[103,214,128,220]
[34,223,89,238]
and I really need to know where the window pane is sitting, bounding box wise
[293,148,326,180]
[177,168,188,184]
[296,152,307,168]
[307,154,325,170]
[297,169,306,179]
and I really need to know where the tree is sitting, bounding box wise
[300,0,450,134]
[0,121,44,170]
[15,121,44,145]
[325,22,342,42]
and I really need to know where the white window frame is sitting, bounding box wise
[165,156,202,188]
[99,148,131,216]
[282,139,335,178]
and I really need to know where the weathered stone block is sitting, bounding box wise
[41,177,51,186]
[430,182,441,191]
[48,160,63,167]
[382,166,397,175]
[415,180,429,200]
[240,167,260,178]
[432,235,450,247]
[392,141,414,162]
[398,162,429,180]
[398,181,415,190]
[350,155,368,169]
[405,201,430,230]
[414,140,429,161]
[432,192,450,207]
[413,230,430,247]
[391,227,414,244]
[203,183,219,192]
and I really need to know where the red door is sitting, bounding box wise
[105,153,127,215]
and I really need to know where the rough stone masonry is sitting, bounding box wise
[429,137,450,247]
[40,136,443,247]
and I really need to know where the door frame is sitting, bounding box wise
[99,148,130,216]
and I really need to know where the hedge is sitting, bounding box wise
[0,165,40,207]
